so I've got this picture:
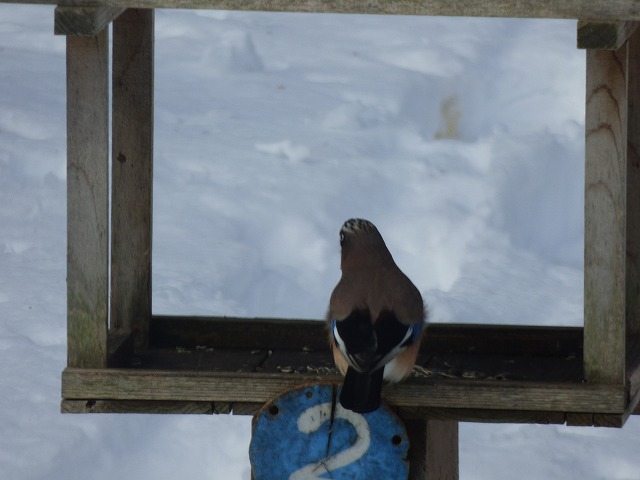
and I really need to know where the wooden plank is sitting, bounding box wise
[12,0,640,19]
[396,406,567,425]
[66,32,110,369]
[61,368,626,413]
[54,6,124,36]
[111,9,154,351]
[135,347,269,372]
[150,316,583,356]
[405,419,458,480]
[151,316,330,351]
[232,402,264,415]
[593,413,625,427]
[578,21,639,50]
[584,44,628,385]
[61,399,215,414]
[60,397,618,425]
[384,379,625,413]
[627,28,640,338]
[565,412,595,426]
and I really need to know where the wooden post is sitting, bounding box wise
[626,28,640,338]
[584,43,629,384]
[111,9,155,351]
[66,30,110,368]
[405,419,459,479]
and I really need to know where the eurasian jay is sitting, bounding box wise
[327,218,426,413]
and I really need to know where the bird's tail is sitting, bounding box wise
[339,366,384,413]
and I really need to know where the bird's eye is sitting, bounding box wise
[339,233,345,246]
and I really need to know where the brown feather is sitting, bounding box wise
[328,219,425,326]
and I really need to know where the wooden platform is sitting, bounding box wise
[60,316,640,427]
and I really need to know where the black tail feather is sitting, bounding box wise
[339,367,384,413]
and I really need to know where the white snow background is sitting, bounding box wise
[2,4,640,479]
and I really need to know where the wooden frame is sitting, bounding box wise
[40,2,640,478]
[10,0,640,19]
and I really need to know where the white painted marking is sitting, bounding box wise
[290,403,371,480]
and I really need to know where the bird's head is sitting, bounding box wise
[339,218,393,269]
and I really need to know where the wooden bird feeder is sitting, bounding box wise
[5,0,640,477]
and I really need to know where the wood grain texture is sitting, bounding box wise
[584,45,628,384]
[405,419,458,480]
[61,368,626,413]
[578,21,639,50]
[11,0,640,19]
[111,9,154,351]
[60,398,629,425]
[66,32,109,369]
[54,6,124,36]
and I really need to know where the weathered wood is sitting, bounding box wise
[151,316,331,351]
[396,406,567,425]
[232,402,264,415]
[59,397,627,425]
[150,316,583,356]
[11,0,640,19]
[107,328,134,367]
[384,379,625,413]
[111,9,154,351]
[593,413,626,427]
[61,399,215,414]
[66,32,109,369]
[135,347,270,372]
[584,44,628,385]
[55,6,124,36]
[578,21,639,50]
[61,368,626,413]
[627,29,640,338]
[405,419,458,480]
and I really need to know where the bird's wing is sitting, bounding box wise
[332,308,421,373]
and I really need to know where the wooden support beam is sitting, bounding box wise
[405,419,458,480]
[578,21,639,50]
[61,399,215,414]
[584,43,628,385]
[61,368,626,413]
[22,0,640,20]
[111,9,155,351]
[66,32,110,369]
[59,396,629,426]
[55,6,124,36]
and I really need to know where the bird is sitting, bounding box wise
[327,218,426,413]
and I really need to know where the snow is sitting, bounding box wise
[1,4,640,479]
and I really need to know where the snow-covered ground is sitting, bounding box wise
[1,4,640,479]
